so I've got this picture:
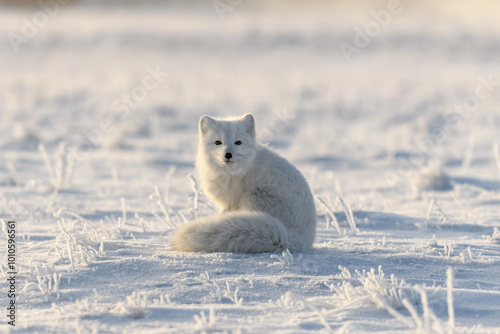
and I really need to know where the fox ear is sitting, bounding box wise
[199,115,216,136]
[241,113,256,137]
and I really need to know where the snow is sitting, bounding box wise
[1,1,500,333]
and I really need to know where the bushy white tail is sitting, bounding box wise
[171,211,289,253]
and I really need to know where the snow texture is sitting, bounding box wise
[1,1,500,333]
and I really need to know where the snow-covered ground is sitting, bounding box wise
[1,1,500,333]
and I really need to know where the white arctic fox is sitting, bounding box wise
[171,113,317,253]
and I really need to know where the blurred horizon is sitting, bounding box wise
[2,0,500,20]
[1,0,499,152]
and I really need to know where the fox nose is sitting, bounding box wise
[225,153,233,160]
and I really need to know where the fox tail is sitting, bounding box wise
[170,211,289,253]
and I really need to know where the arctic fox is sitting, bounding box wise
[171,113,317,253]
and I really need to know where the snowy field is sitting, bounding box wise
[1,0,500,332]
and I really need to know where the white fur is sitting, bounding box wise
[171,113,317,253]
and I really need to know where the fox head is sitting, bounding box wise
[198,113,258,175]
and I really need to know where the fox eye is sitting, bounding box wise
[235,141,242,145]
[215,140,222,145]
